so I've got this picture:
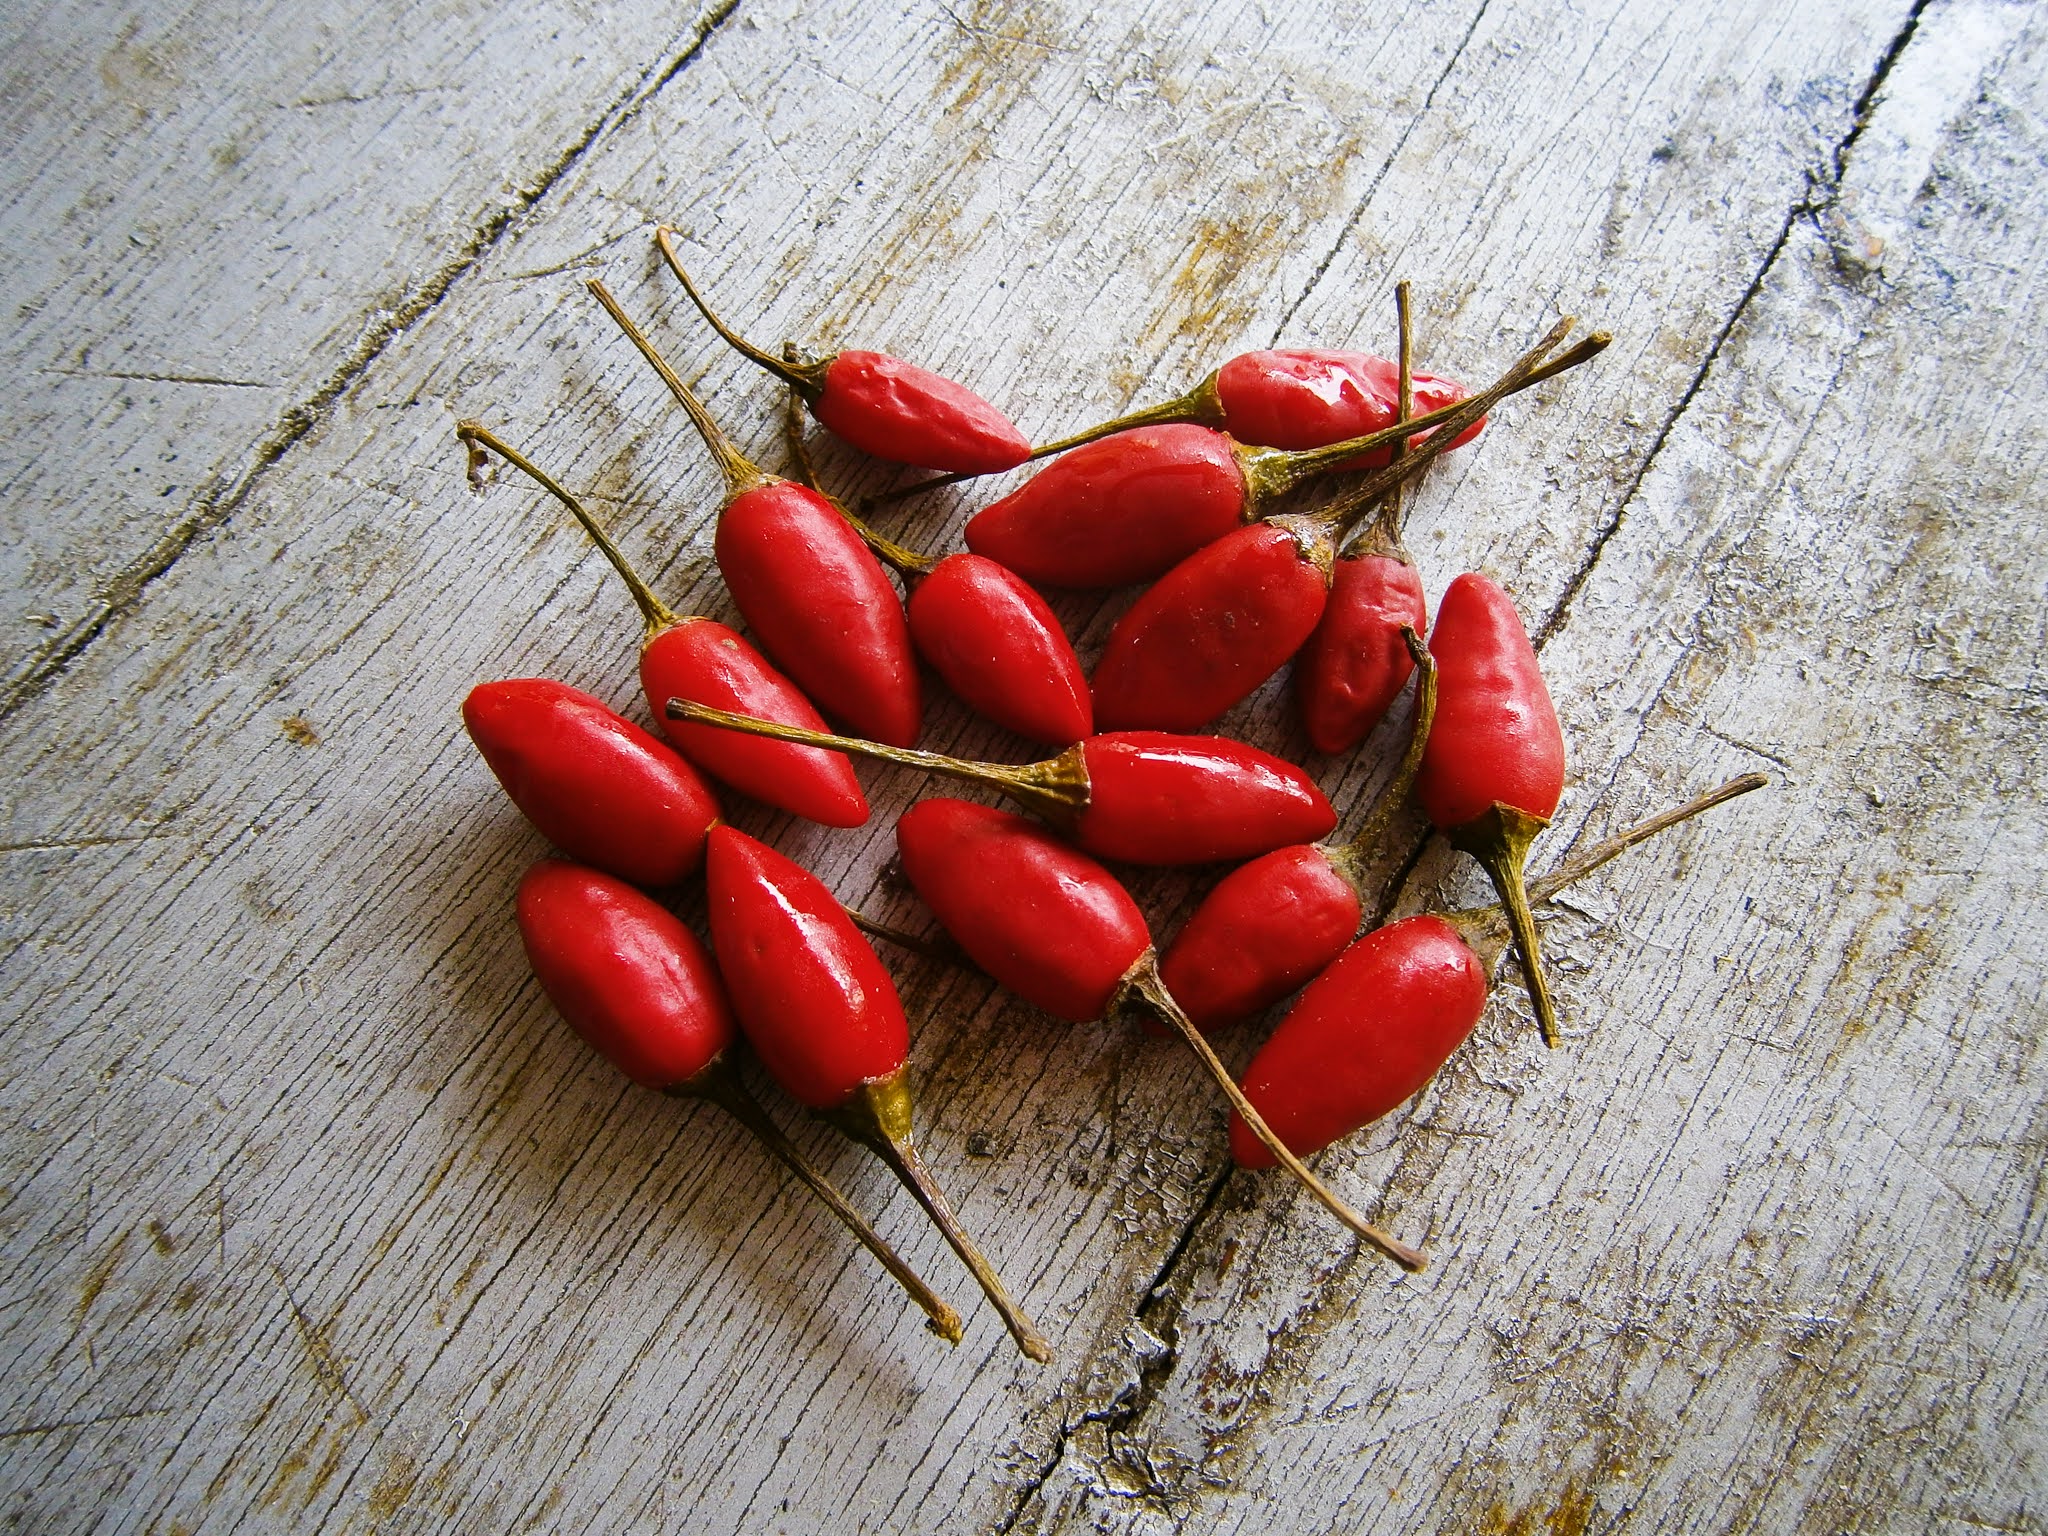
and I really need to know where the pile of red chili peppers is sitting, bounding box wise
[449,234,1766,1361]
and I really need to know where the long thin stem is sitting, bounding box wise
[585,278,770,499]
[683,1058,962,1344]
[1128,961,1425,1272]
[455,421,678,637]
[825,1073,1052,1362]
[1376,280,1416,548]
[845,907,967,967]
[1529,773,1769,904]
[654,226,818,392]
[1450,808,1558,1048]
[1326,629,1437,885]
[663,696,1089,824]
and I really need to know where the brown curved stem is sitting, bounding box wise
[585,278,772,501]
[823,1072,1052,1362]
[456,420,679,639]
[1125,959,1424,1272]
[654,226,830,399]
[782,374,936,578]
[1376,279,1417,549]
[1324,628,1437,890]
[677,1057,962,1344]
[663,696,1090,826]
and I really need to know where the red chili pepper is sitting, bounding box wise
[1090,316,1584,730]
[456,423,868,828]
[514,858,961,1342]
[587,281,923,749]
[702,826,1051,1362]
[1157,630,1433,1033]
[1296,555,1428,754]
[464,678,720,886]
[664,701,1337,867]
[782,391,1092,745]
[1230,776,1767,1165]
[893,796,1423,1271]
[1296,283,1429,755]
[655,228,1030,474]
[1416,572,1568,1045]
[964,323,1604,590]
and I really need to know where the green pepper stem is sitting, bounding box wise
[586,278,772,501]
[1124,958,1425,1272]
[1448,806,1557,1046]
[844,907,967,967]
[823,1072,1052,1363]
[677,1056,962,1345]
[1324,628,1437,890]
[654,226,830,398]
[1446,774,1771,1015]
[663,696,1089,826]
[1374,279,1417,550]
[455,421,679,639]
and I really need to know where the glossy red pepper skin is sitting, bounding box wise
[907,554,1092,745]
[717,480,922,749]
[1073,732,1336,865]
[516,860,734,1089]
[1090,522,1330,731]
[464,679,721,887]
[641,618,868,828]
[1156,844,1363,1033]
[964,425,1249,589]
[1229,915,1488,1167]
[1416,574,1564,828]
[1217,350,1479,467]
[897,799,1147,1022]
[703,826,908,1110]
[814,350,1031,474]
[1297,555,1429,756]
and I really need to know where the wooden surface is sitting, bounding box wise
[2,0,2042,1531]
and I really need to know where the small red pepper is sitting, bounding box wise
[894,796,1423,1271]
[588,281,923,749]
[703,826,1051,1362]
[514,858,961,1342]
[1229,775,1768,1164]
[456,423,868,828]
[782,392,1092,746]
[1296,283,1429,755]
[1090,316,1582,730]
[1416,572,1568,1045]
[960,325,1604,590]
[656,228,1030,474]
[664,701,1337,868]
[463,678,720,886]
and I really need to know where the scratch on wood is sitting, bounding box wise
[270,1263,369,1424]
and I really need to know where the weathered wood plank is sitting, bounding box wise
[0,0,740,710]
[2,0,2039,1532]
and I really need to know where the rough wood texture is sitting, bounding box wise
[2,0,2042,1531]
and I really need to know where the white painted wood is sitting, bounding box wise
[1,0,2041,1532]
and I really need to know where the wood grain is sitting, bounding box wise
[0,0,2040,1531]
